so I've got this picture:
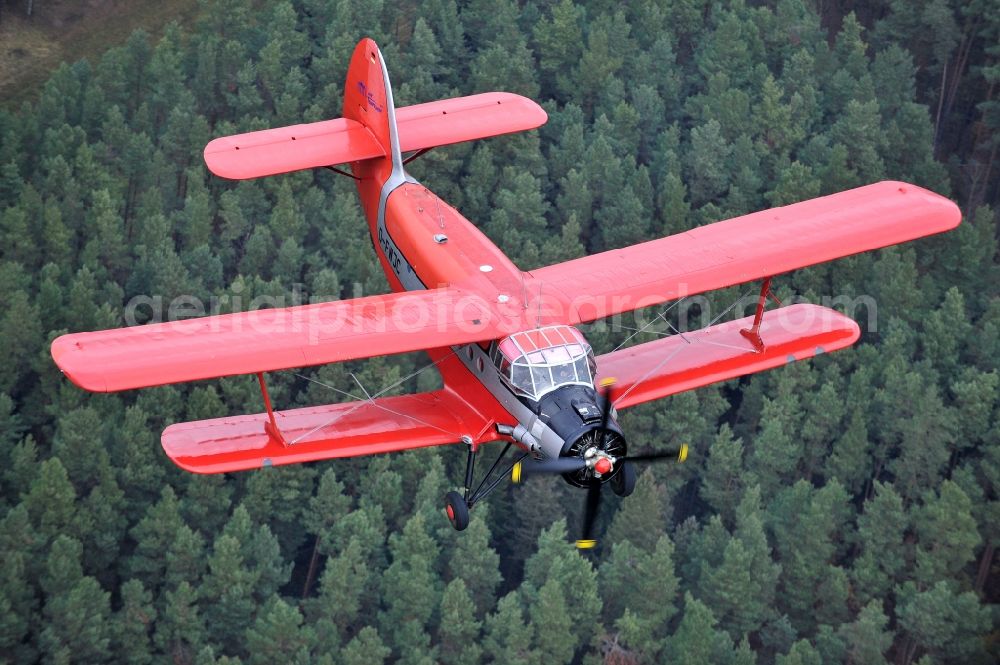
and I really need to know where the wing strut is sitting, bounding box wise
[256,372,288,447]
[740,277,782,353]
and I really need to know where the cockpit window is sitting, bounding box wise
[492,326,595,399]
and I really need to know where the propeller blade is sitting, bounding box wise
[511,456,588,483]
[575,480,602,550]
[626,443,689,464]
[598,377,615,432]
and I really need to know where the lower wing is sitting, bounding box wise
[596,304,860,409]
[161,388,497,474]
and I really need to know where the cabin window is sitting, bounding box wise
[493,325,595,400]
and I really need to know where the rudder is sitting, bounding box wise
[342,38,403,170]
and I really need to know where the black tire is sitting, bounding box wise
[444,491,470,531]
[610,461,636,498]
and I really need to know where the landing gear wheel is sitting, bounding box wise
[610,461,636,497]
[444,491,470,531]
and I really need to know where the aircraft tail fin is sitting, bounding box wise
[342,37,403,171]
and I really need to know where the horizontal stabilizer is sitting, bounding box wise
[596,304,860,409]
[395,92,547,152]
[161,389,490,474]
[203,118,384,180]
[52,287,502,392]
[204,92,547,180]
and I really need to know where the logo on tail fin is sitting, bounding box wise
[356,81,384,113]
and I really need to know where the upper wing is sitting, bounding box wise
[204,92,546,180]
[51,287,501,393]
[531,181,961,324]
[596,304,860,410]
[161,389,494,474]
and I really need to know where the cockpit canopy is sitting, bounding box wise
[490,325,596,400]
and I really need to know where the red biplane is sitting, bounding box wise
[51,38,961,546]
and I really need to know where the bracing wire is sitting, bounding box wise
[288,350,458,444]
[612,288,756,407]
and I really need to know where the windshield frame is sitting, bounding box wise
[493,326,595,399]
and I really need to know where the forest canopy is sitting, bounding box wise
[0,0,998,664]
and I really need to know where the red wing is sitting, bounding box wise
[162,389,496,474]
[51,288,501,393]
[203,93,546,180]
[596,304,860,409]
[531,181,960,324]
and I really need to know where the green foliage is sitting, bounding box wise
[438,579,482,665]
[0,1,997,662]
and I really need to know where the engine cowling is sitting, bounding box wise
[532,385,628,488]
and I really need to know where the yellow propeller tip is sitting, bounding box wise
[599,377,617,388]
[678,444,689,463]
[575,539,597,550]
[511,461,522,484]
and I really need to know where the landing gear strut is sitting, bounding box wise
[443,437,527,531]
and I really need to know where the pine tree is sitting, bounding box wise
[895,580,991,664]
[662,593,736,665]
[200,533,258,656]
[768,480,849,632]
[164,523,207,590]
[153,582,207,664]
[912,480,981,585]
[379,513,442,653]
[438,579,482,665]
[78,465,127,577]
[776,640,823,665]
[610,535,680,659]
[39,536,113,664]
[116,579,156,665]
[746,392,805,500]
[0,545,38,664]
[530,577,576,664]
[0,290,42,395]
[826,408,872,496]
[700,486,780,638]
[22,457,77,545]
[447,514,503,617]
[852,481,909,604]
[310,536,367,645]
[573,12,629,110]
[837,600,893,665]
[221,504,292,603]
[482,592,537,665]
[245,597,315,665]
[127,486,185,590]
[334,626,387,665]
[604,469,668,551]
[522,521,601,645]
[240,469,315,567]
[304,467,352,556]
[700,425,745,524]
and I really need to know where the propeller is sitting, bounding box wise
[511,456,587,482]
[511,378,689,550]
